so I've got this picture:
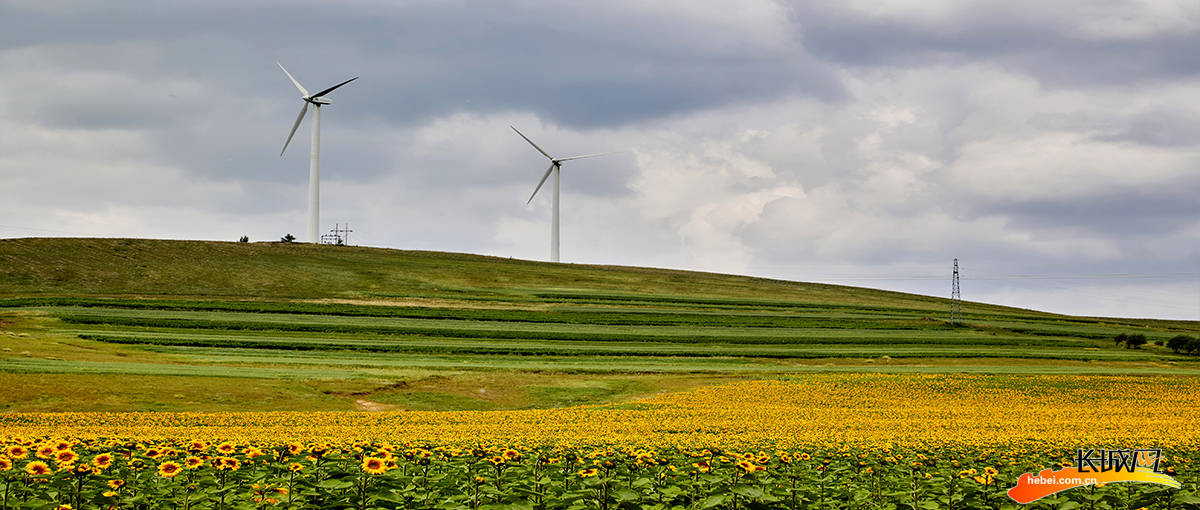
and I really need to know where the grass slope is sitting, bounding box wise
[0,238,1026,312]
[0,237,1196,413]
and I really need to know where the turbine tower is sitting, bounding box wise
[278,62,357,243]
[512,126,610,262]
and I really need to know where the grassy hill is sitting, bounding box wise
[0,237,1009,309]
[0,237,1196,413]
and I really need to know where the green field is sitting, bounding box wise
[0,237,1196,412]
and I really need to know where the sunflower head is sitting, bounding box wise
[6,446,29,459]
[25,461,51,476]
[92,454,114,469]
[55,450,78,465]
[361,457,387,475]
[158,462,182,478]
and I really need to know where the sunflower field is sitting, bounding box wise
[2,375,1199,509]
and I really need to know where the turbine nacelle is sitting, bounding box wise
[511,125,613,205]
[278,62,357,156]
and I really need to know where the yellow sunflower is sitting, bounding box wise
[55,450,78,466]
[158,461,182,478]
[6,446,28,460]
[25,461,51,476]
[361,457,387,475]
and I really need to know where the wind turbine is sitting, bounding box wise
[512,126,610,262]
[277,62,357,243]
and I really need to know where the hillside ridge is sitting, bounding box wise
[1,236,1018,315]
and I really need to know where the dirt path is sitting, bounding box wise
[354,399,395,412]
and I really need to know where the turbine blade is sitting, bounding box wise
[280,102,308,156]
[556,151,616,162]
[277,62,309,97]
[311,76,359,98]
[526,163,556,204]
[511,126,553,160]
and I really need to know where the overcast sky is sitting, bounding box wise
[1,0,1198,320]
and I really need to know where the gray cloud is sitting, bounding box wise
[790,2,1200,86]
[0,0,1197,319]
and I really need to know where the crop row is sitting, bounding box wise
[73,333,1129,361]
[51,311,1093,349]
[0,297,963,329]
[10,296,1154,333]
[62,320,1080,346]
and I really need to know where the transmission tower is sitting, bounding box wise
[950,258,962,324]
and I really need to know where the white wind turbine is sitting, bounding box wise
[277,62,358,243]
[512,126,611,262]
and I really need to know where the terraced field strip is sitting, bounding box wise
[0,353,796,375]
[12,298,1183,338]
[56,323,1085,346]
[43,308,1004,342]
[68,333,1139,359]
[6,296,1161,327]
[39,305,953,331]
[0,357,371,379]
[24,348,1200,375]
[41,304,1153,344]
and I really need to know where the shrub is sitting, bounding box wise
[1113,333,1128,347]
[1167,335,1194,354]
[1123,334,1147,349]
[1186,337,1200,355]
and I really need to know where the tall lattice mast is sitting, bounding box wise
[950,258,962,324]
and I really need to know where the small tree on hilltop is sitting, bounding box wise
[281,233,296,243]
[238,235,249,243]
